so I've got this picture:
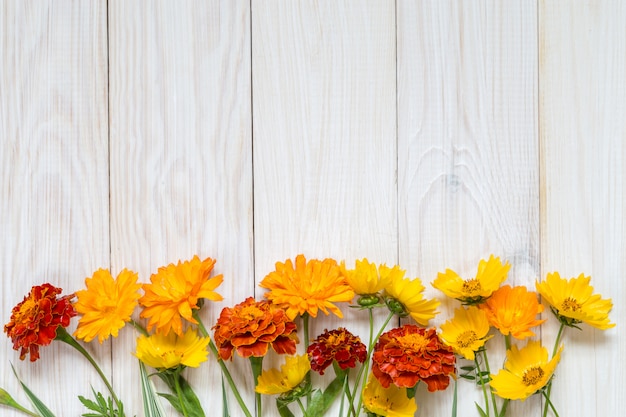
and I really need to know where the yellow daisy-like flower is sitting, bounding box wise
[439,306,493,360]
[536,272,615,330]
[382,265,439,325]
[479,285,545,340]
[74,268,142,344]
[139,255,224,335]
[255,354,311,395]
[340,258,392,297]
[490,341,563,401]
[259,254,354,320]
[135,327,210,370]
[362,373,417,417]
[432,255,510,304]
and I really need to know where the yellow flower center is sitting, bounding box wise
[522,366,545,386]
[462,279,482,294]
[560,297,581,312]
[398,333,430,351]
[14,298,38,324]
[239,305,264,321]
[327,333,347,345]
[456,330,478,348]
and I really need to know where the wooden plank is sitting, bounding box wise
[397,1,539,415]
[108,0,252,414]
[539,0,626,415]
[0,0,109,414]
[252,0,396,415]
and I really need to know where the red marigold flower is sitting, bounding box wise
[372,325,455,392]
[3,283,76,362]
[212,297,298,360]
[307,327,367,375]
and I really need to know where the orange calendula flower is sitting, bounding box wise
[372,325,455,392]
[74,268,142,344]
[307,327,367,375]
[439,306,493,360]
[479,285,545,340]
[362,373,417,417]
[259,254,354,320]
[383,265,440,325]
[139,255,223,335]
[536,272,615,330]
[490,341,563,400]
[135,327,210,370]
[212,297,298,360]
[4,284,76,362]
[432,255,510,304]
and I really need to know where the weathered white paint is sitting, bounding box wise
[1,1,623,416]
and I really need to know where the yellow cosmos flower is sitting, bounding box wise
[259,254,354,320]
[362,373,417,417]
[255,354,311,395]
[432,255,510,304]
[135,328,210,370]
[490,341,563,401]
[382,265,439,325]
[536,272,615,330]
[439,306,493,360]
[74,268,141,344]
[340,258,392,296]
[479,285,545,340]
[139,255,224,335]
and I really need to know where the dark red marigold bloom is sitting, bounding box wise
[4,283,76,362]
[307,327,367,375]
[372,324,455,392]
[212,297,298,360]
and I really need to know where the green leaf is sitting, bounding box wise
[0,386,39,417]
[78,388,123,417]
[305,374,344,417]
[156,371,205,417]
[11,364,55,417]
[475,402,488,417]
[276,398,295,417]
[221,377,229,417]
[139,362,166,417]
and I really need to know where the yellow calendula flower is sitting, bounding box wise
[479,285,545,340]
[536,272,615,330]
[255,354,311,395]
[490,341,563,401]
[382,265,439,325]
[341,258,391,297]
[439,306,493,360]
[259,254,354,320]
[135,328,210,370]
[74,268,142,344]
[139,255,224,335]
[432,255,510,304]
[362,373,417,417]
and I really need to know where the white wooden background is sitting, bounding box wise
[1,1,624,416]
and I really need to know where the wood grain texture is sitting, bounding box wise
[539,1,626,415]
[397,1,539,415]
[108,0,252,415]
[252,0,396,415]
[0,0,109,414]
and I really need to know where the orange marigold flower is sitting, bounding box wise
[4,283,76,362]
[372,325,455,392]
[139,255,223,335]
[479,285,545,340]
[212,297,298,360]
[259,254,354,320]
[307,327,367,375]
[74,268,142,343]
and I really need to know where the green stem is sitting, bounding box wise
[355,310,396,415]
[130,319,149,336]
[481,349,499,417]
[173,369,189,417]
[542,323,566,417]
[55,327,123,412]
[296,398,307,416]
[302,313,311,405]
[542,390,560,417]
[249,357,263,417]
[474,355,491,417]
[504,334,512,351]
[0,389,40,417]
[192,311,253,417]
[341,372,357,417]
[338,373,347,417]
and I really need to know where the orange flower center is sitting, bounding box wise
[238,305,264,321]
[398,333,429,351]
[14,298,38,324]
[327,332,347,345]
[522,366,544,386]
[560,297,581,312]
[462,279,482,294]
[456,330,478,348]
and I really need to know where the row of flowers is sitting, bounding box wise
[1,254,615,417]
